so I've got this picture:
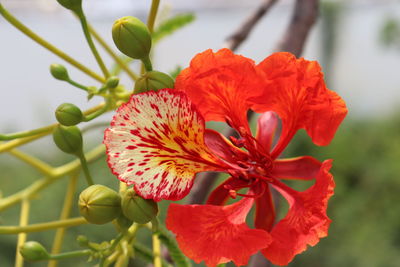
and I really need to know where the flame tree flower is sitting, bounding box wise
[103,49,348,266]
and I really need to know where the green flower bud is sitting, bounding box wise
[134,71,175,94]
[19,241,50,262]
[112,16,151,60]
[106,76,120,89]
[121,188,158,224]
[116,214,133,231]
[52,125,83,155]
[55,103,83,126]
[50,64,69,81]
[78,185,121,225]
[56,0,82,13]
[76,235,89,248]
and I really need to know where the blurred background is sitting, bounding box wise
[1,0,400,266]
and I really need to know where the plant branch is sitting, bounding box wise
[48,172,79,267]
[15,199,30,267]
[275,0,319,57]
[0,217,87,234]
[223,0,278,50]
[0,3,105,83]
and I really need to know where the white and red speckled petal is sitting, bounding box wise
[104,89,226,201]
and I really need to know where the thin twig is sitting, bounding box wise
[223,0,278,51]
[275,0,319,57]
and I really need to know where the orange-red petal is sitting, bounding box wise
[175,49,264,133]
[272,156,322,180]
[104,89,225,201]
[253,52,347,156]
[167,198,272,267]
[255,111,279,152]
[263,160,335,266]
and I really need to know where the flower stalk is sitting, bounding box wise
[0,4,105,83]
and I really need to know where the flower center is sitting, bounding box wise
[225,131,275,199]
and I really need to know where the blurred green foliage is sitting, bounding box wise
[2,112,400,266]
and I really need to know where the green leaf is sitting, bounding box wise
[157,226,191,267]
[152,14,195,43]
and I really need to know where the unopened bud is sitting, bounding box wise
[19,241,50,262]
[106,76,120,89]
[55,103,83,126]
[52,125,83,155]
[50,64,69,81]
[78,185,121,225]
[56,0,82,13]
[112,16,151,59]
[76,235,89,248]
[121,188,158,224]
[134,71,174,94]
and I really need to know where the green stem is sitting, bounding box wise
[152,219,162,267]
[67,79,89,91]
[49,249,91,260]
[77,152,94,186]
[89,25,138,81]
[15,199,30,267]
[48,172,79,267]
[0,217,87,234]
[76,11,109,78]
[0,145,105,211]
[142,56,153,72]
[83,100,110,121]
[0,103,104,152]
[0,124,55,141]
[0,3,105,83]
[9,149,54,176]
[147,0,160,33]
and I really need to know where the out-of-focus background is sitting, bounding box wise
[1,0,400,266]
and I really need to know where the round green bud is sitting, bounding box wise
[121,188,158,224]
[55,103,83,126]
[106,76,120,89]
[112,16,152,59]
[116,214,133,231]
[134,71,175,94]
[52,125,83,155]
[50,64,69,81]
[78,184,121,225]
[56,0,82,13]
[19,241,50,262]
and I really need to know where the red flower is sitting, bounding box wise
[104,49,347,266]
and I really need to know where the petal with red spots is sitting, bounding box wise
[252,52,347,156]
[263,160,335,266]
[175,49,264,133]
[167,198,272,267]
[104,89,225,201]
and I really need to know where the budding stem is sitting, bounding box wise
[76,10,110,78]
[0,3,105,83]
[77,152,94,186]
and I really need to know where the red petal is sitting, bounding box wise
[104,89,225,201]
[167,198,272,267]
[255,111,279,152]
[252,52,347,156]
[254,185,276,232]
[263,160,335,266]
[204,129,248,165]
[272,156,322,180]
[206,177,251,205]
[175,49,264,133]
